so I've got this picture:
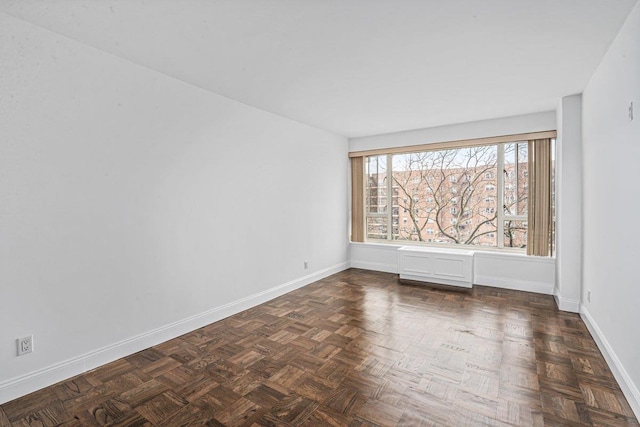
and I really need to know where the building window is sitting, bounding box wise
[356,133,555,253]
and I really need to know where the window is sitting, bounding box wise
[503,142,529,248]
[353,132,556,254]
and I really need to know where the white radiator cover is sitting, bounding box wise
[398,246,474,288]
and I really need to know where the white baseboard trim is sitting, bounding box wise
[349,260,398,274]
[474,274,554,295]
[580,305,640,420]
[0,261,350,405]
[553,291,580,313]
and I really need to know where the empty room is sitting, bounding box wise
[1,1,639,426]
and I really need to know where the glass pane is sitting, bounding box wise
[504,142,528,216]
[504,220,527,248]
[366,217,387,240]
[365,155,387,214]
[517,143,528,215]
[504,143,517,215]
[550,138,556,255]
[469,218,498,247]
[391,146,498,246]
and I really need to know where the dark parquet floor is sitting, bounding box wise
[1,269,638,426]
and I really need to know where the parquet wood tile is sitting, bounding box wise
[2,269,638,426]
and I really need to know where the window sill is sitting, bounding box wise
[350,240,555,260]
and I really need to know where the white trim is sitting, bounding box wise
[497,143,505,247]
[580,305,640,420]
[400,274,472,289]
[474,274,554,295]
[553,291,580,313]
[0,261,350,405]
[363,238,529,254]
[350,241,402,249]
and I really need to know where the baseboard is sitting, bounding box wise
[349,260,398,274]
[474,274,554,295]
[0,261,350,405]
[580,305,640,420]
[553,290,580,313]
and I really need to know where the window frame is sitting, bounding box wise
[354,132,556,253]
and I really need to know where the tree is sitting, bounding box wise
[392,146,499,245]
[502,142,528,248]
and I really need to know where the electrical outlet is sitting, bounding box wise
[587,290,591,303]
[304,260,309,269]
[17,335,33,356]
[629,101,634,122]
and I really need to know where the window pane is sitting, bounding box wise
[504,142,528,216]
[504,220,527,248]
[550,138,556,255]
[365,155,387,214]
[504,143,517,215]
[391,146,498,246]
[517,143,528,215]
[366,217,387,240]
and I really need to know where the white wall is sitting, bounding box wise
[555,95,583,312]
[350,243,556,294]
[0,13,349,403]
[349,111,556,152]
[581,1,640,418]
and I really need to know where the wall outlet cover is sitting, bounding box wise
[17,335,33,356]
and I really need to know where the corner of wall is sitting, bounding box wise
[581,305,640,420]
[553,289,580,313]
[554,94,584,312]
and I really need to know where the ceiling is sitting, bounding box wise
[1,0,637,137]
